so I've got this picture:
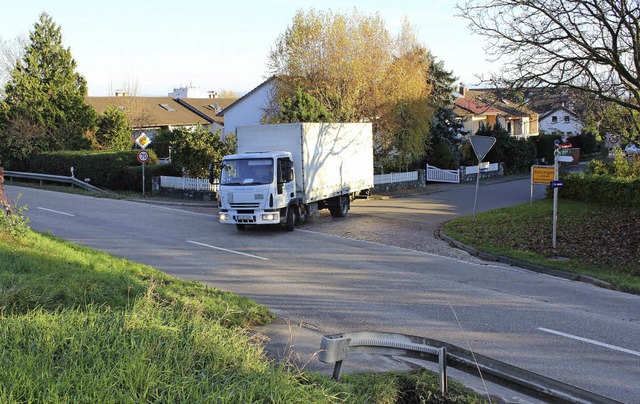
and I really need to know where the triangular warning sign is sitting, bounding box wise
[470,135,496,162]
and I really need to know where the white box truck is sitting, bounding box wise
[214,122,373,231]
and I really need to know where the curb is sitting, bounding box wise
[434,224,614,290]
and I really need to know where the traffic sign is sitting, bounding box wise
[550,180,564,189]
[135,132,152,149]
[137,150,150,164]
[470,135,496,162]
[532,165,554,184]
[556,155,574,163]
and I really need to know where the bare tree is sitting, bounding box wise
[458,0,640,113]
[0,35,27,98]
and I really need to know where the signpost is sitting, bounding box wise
[469,135,497,222]
[135,133,152,196]
[552,140,561,249]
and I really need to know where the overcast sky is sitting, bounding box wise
[2,0,497,96]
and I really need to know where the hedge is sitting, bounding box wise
[124,164,182,193]
[557,173,640,207]
[30,150,159,191]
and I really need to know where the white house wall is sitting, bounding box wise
[540,110,583,136]
[223,82,274,137]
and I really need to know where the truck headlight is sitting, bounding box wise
[219,213,229,221]
[261,213,279,221]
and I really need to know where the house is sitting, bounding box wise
[538,105,584,137]
[86,95,236,139]
[453,87,540,139]
[216,76,277,137]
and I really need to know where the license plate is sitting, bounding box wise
[237,215,253,221]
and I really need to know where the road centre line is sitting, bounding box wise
[37,207,75,217]
[538,327,640,357]
[187,240,269,261]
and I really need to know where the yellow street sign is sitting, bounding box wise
[532,165,554,184]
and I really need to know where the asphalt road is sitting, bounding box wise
[4,181,639,403]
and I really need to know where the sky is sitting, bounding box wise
[1,0,497,97]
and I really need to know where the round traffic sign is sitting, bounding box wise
[137,150,150,163]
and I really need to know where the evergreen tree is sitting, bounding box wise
[426,52,457,109]
[0,13,96,165]
[96,106,132,151]
[275,87,334,123]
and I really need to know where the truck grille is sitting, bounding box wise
[230,202,260,208]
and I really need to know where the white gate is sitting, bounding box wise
[426,164,460,183]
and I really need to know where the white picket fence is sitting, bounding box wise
[373,171,418,185]
[426,164,460,183]
[160,176,219,192]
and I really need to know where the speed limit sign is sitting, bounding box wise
[137,150,150,164]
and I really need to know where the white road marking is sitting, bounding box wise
[187,240,269,261]
[538,327,640,357]
[37,207,75,217]
[145,205,213,217]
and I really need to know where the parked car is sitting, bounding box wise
[624,143,639,155]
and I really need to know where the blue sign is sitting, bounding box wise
[550,180,564,189]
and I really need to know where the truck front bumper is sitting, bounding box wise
[219,210,281,225]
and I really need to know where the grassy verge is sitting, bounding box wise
[443,199,640,294]
[0,222,485,402]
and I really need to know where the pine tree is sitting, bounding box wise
[0,12,96,165]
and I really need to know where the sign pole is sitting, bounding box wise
[142,162,146,196]
[473,161,481,222]
[552,141,559,249]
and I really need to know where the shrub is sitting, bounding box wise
[30,150,158,191]
[559,173,640,207]
[534,134,563,164]
[427,139,457,169]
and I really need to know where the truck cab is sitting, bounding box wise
[217,151,298,230]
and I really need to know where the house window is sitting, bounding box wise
[551,116,558,123]
[564,116,570,123]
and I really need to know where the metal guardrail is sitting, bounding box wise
[319,331,621,404]
[4,171,110,194]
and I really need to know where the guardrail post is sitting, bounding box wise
[438,347,447,394]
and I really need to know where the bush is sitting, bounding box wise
[559,173,640,207]
[30,150,158,191]
[585,149,640,178]
[427,139,457,169]
[534,134,563,163]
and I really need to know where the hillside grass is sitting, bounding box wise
[444,199,640,294]
[0,217,486,402]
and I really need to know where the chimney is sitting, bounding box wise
[459,85,467,97]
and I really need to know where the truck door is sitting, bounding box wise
[277,158,295,200]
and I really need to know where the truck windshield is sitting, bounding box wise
[221,158,274,186]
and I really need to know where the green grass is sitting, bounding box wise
[444,199,640,294]
[0,222,486,402]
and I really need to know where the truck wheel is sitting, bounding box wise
[285,207,297,231]
[329,196,349,218]
[236,224,246,231]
